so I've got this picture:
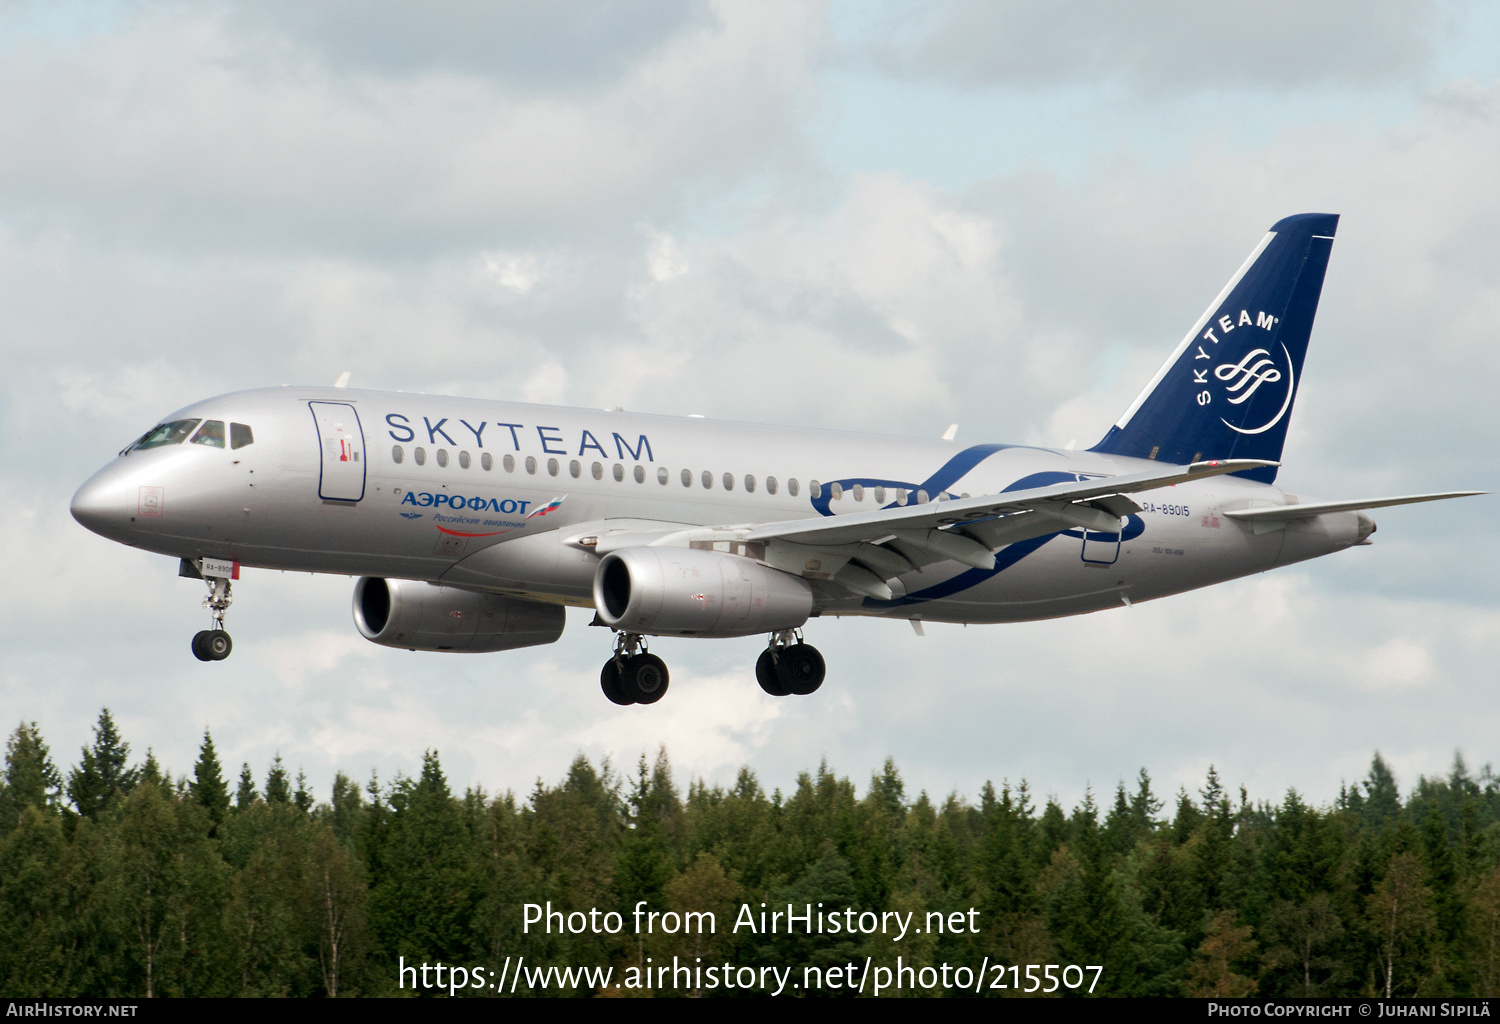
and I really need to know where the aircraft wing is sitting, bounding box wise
[1221,491,1484,523]
[736,459,1276,599]
[746,459,1275,548]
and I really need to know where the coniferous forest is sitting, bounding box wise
[2,710,1499,998]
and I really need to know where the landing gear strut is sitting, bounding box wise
[601,632,669,705]
[757,629,825,696]
[191,576,234,662]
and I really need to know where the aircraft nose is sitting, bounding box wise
[71,466,127,537]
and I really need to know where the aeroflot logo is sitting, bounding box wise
[1191,308,1296,436]
[402,491,532,514]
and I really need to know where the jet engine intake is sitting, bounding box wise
[353,577,564,652]
[593,547,813,637]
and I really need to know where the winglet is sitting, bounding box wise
[333,371,351,388]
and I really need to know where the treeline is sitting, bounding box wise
[1,711,1499,998]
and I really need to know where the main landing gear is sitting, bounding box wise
[601,633,669,706]
[756,630,826,697]
[597,630,826,706]
[191,576,234,663]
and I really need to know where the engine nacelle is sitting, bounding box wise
[593,547,813,637]
[353,577,564,653]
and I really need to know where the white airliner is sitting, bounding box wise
[71,214,1478,705]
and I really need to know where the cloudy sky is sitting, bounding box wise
[3,0,1498,811]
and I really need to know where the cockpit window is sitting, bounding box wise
[129,419,202,451]
[191,420,226,448]
[230,423,254,449]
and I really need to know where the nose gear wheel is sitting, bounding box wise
[191,573,236,662]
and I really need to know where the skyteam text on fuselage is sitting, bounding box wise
[70,214,1480,705]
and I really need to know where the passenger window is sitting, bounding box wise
[548,458,559,476]
[917,489,929,504]
[897,487,907,505]
[811,480,822,499]
[503,454,515,472]
[634,465,645,483]
[481,452,493,470]
[745,474,756,493]
[230,423,254,449]
[132,419,202,450]
[436,449,449,468]
[613,463,624,482]
[658,467,669,485]
[853,484,864,502]
[723,472,734,491]
[766,476,778,495]
[392,445,405,465]
[701,470,713,489]
[681,468,692,487]
[592,462,603,480]
[415,447,427,466]
[788,478,799,497]
[570,460,581,479]
[459,451,471,469]
[525,456,537,474]
[874,486,885,503]
[830,483,842,500]
[191,420,225,448]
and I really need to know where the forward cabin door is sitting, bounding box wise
[309,401,366,501]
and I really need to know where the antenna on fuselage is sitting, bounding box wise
[333,371,351,388]
[941,424,958,441]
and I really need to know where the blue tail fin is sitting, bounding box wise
[1091,213,1338,483]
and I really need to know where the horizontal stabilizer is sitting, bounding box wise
[1223,491,1484,523]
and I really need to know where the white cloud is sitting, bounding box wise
[890,0,1441,94]
[0,1,824,252]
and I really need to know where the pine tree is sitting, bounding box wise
[293,771,313,813]
[1184,910,1259,997]
[189,731,230,828]
[1364,753,1402,828]
[236,763,258,809]
[368,750,476,970]
[265,756,290,804]
[67,709,138,820]
[0,722,63,829]
[139,750,163,788]
[1132,768,1164,828]
[1104,781,1135,853]
[329,773,362,845]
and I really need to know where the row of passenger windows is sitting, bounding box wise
[125,418,254,454]
[388,444,940,504]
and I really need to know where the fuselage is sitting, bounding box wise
[69,386,1368,626]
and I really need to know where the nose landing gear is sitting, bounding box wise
[600,632,669,705]
[757,630,825,696]
[191,575,234,662]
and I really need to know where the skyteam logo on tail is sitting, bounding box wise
[1090,212,1337,483]
[1194,308,1296,436]
[1216,343,1295,435]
